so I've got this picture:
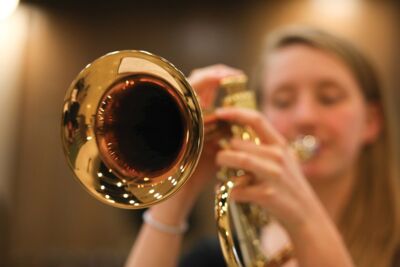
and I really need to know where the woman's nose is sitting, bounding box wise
[292,94,319,130]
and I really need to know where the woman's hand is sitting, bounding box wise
[215,107,322,231]
[215,107,355,267]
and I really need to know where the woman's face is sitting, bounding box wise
[261,44,379,182]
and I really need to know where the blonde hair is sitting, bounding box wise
[253,27,400,267]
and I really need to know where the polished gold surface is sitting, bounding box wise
[61,51,297,267]
[214,76,301,267]
[214,76,268,267]
[61,50,203,209]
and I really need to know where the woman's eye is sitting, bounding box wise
[317,83,347,105]
[318,94,343,105]
[269,89,294,109]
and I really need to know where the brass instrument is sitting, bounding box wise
[61,50,318,267]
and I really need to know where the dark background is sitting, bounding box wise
[0,0,398,266]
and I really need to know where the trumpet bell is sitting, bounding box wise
[61,50,203,209]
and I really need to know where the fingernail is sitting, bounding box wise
[215,108,223,115]
[215,108,228,116]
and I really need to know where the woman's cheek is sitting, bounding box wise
[324,104,366,159]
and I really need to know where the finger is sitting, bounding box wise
[216,150,282,181]
[229,139,286,164]
[230,183,276,206]
[188,64,244,89]
[189,64,243,79]
[230,174,253,187]
[188,67,244,109]
[215,107,286,145]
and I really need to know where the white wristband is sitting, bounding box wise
[143,210,188,235]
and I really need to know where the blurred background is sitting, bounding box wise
[0,0,399,266]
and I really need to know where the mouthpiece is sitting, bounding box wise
[291,135,320,161]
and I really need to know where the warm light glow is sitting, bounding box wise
[310,0,361,18]
[0,0,20,20]
[241,132,250,140]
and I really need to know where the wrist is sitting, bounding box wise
[286,197,334,240]
[150,193,195,225]
[287,206,354,267]
[288,201,344,251]
[143,210,188,234]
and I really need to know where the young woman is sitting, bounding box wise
[125,27,400,267]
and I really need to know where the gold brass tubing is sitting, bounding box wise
[215,180,243,267]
